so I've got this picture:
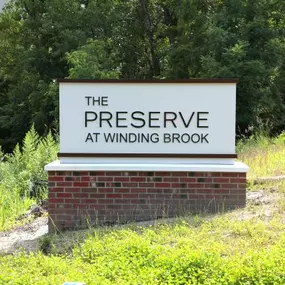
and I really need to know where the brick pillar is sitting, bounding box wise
[47,171,246,232]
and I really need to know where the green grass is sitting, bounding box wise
[1,132,285,283]
[0,184,34,231]
[237,133,285,181]
[1,205,285,284]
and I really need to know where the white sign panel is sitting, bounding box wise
[59,81,236,155]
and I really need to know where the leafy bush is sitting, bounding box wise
[0,126,58,230]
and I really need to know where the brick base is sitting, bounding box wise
[48,171,246,232]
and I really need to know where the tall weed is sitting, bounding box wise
[237,132,285,181]
[0,126,58,230]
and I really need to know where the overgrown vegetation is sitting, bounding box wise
[2,206,285,284]
[0,127,57,231]
[237,132,285,181]
[0,131,284,283]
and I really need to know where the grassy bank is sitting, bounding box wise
[237,133,285,181]
[1,194,285,284]
[0,132,285,283]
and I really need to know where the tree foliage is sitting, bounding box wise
[0,0,285,151]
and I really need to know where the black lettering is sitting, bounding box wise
[141,133,149,143]
[99,112,113,127]
[116,112,128,128]
[92,133,100,142]
[102,96,108,106]
[181,133,191,143]
[85,96,92,106]
[179,112,195,128]
[131,111,146,128]
[197,112,209,128]
[164,133,171,143]
[173,133,180,143]
[104,133,116,142]
[164,112,177,128]
[85,133,94,142]
[129,133,137,143]
[150,133,159,143]
[191,133,200,143]
[201,133,209,143]
[149,112,160,128]
[85,111,97,127]
[119,133,128,142]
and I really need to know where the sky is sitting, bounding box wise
[0,0,8,11]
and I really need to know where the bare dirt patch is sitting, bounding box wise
[0,217,48,254]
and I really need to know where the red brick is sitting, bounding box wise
[238,183,247,189]
[130,177,146,182]
[221,184,238,189]
[139,183,154,187]
[114,199,131,204]
[57,193,72,198]
[180,178,196,183]
[115,188,130,193]
[89,204,106,210]
[106,172,122,176]
[49,198,64,203]
[194,172,206,177]
[154,172,171,176]
[89,171,106,176]
[206,172,221,177]
[98,188,113,193]
[122,194,138,199]
[130,188,146,193]
[49,176,64,182]
[107,204,122,209]
[48,170,247,232]
[172,183,185,188]
[114,177,130,182]
[126,172,138,176]
[74,182,89,187]
[64,187,80,193]
[221,173,239,177]
[73,171,89,176]
[230,178,247,183]
[65,199,80,204]
[81,176,94,182]
[50,187,64,193]
[90,194,105,198]
[56,182,73,187]
[73,193,89,198]
[155,183,171,188]
[172,172,187,177]
[146,188,161,193]
[107,194,122,198]
[100,199,114,204]
[198,189,213,194]
[188,183,204,188]
[84,199,97,204]
[48,171,56,176]
[164,177,179,182]
[122,182,138,187]
[213,178,230,183]
[98,177,113,182]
